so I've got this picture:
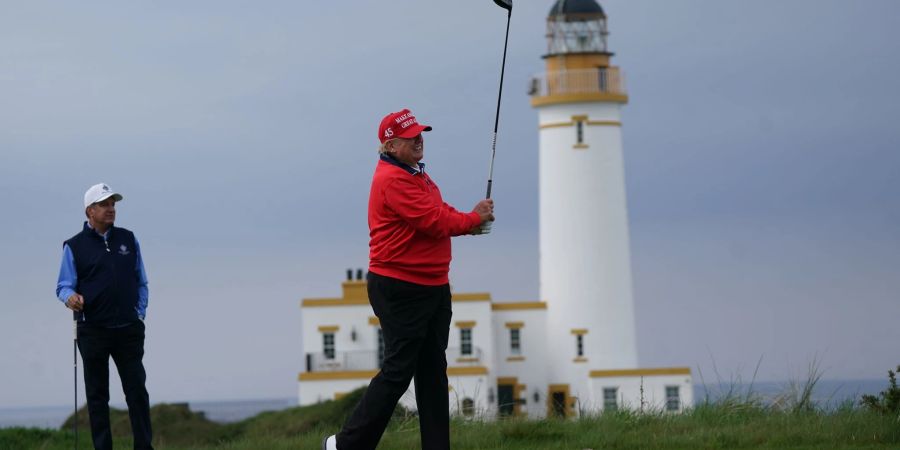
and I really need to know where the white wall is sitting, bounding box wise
[299,377,373,406]
[447,300,493,369]
[299,296,497,410]
[491,307,550,418]
[589,374,694,413]
[300,304,377,371]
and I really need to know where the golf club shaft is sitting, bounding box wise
[486,8,511,199]
[73,320,78,450]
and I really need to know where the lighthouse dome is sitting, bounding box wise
[548,0,605,17]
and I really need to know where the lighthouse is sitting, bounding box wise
[531,0,640,411]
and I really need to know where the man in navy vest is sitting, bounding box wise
[56,183,153,450]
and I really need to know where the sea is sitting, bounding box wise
[0,398,295,429]
[0,379,888,429]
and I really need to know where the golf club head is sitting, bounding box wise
[493,0,512,11]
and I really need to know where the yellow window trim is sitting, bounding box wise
[368,316,380,326]
[587,120,622,126]
[539,121,574,129]
[455,321,476,328]
[573,144,589,150]
[452,293,492,302]
[318,325,339,333]
[300,367,497,381]
[504,322,524,329]
[447,366,489,376]
[531,92,629,107]
[590,367,692,378]
[573,357,588,363]
[571,329,588,335]
[302,298,369,307]
[298,370,378,381]
[571,114,588,121]
[539,120,623,129]
[506,356,526,362]
[456,357,479,363]
[302,290,490,308]
[491,302,547,311]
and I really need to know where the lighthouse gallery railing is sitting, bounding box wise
[529,67,626,97]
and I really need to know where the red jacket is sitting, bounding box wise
[368,155,482,285]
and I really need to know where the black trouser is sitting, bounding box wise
[337,272,452,450]
[77,321,153,450]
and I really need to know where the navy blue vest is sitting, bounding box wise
[65,222,140,327]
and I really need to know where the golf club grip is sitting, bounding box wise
[486,180,492,199]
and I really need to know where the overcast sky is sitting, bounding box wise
[2,0,898,408]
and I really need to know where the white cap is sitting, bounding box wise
[83,183,123,208]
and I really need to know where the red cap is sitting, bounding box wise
[378,109,432,144]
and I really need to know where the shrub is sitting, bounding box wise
[860,365,900,415]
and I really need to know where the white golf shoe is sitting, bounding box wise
[321,435,338,450]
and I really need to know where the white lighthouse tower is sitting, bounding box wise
[532,0,642,413]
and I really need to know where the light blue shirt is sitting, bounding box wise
[55,227,149,320]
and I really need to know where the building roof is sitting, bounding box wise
[548,0,605,17]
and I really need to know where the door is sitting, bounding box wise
[498,383,515,417]
[551,392,566,418]
[548,384,570,418]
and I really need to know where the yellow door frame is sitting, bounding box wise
[497,376,526,417]
[547,384,575,418]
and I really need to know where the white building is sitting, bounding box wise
[298,0,692,418]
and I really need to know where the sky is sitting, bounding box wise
[1,0,898,408]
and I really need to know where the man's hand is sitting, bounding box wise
[472,199,495,223]
[470,221,493,235]
[471,199,495,235]
[66,293,84,312]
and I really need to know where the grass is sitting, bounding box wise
[3,386,899,449]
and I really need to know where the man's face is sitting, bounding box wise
[87,197,116,226]
[389,134,424,166]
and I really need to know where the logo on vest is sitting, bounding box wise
[118,244,130,256]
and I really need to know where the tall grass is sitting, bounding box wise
[3,368,900,449]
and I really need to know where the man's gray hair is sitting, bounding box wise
[378,141,391,155]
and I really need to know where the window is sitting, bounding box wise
[576,334,584,357]
[598,67,609,91]
[603,387,618,411]
[461,398,475,417]
[509,328,521,355]
[576,120,584,144]
[666,386,680,411]
[460,328,472,356]
[377,328,385,369]
[323,333,335,360]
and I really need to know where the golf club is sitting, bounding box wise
[485,0,512,200]
[73,319,78,450]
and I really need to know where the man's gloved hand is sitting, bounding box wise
[479,220,492,235]
[471,199,494,235]
[470,220,493,235]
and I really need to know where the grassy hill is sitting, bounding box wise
[2,387,899,449]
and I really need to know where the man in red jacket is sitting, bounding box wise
[323,109,494,450]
